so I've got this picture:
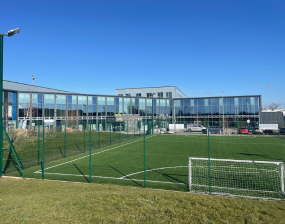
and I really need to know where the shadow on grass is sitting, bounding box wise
[3,151,24,178]
[238,153,277,161]
[73,163,89,183]
[59,146,64,158]
[108,165,142,187]
[148,167,188,191]
[76,144,83,153]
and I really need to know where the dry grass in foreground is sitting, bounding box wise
[0,178,285,223]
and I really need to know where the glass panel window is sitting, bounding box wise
[139,99,145,116]
[88,96,97,116]
[98,97,106,116]
[31,94,43,118]
[115,97,122,114]
[160,99,166,116]
[56,95,66,118]
[132,98,139,114]
[107,97,114,116]
[158,92,163,98]
[136,93,141,97]
[146,99,152,116]
[167,100,172,116]
[166,92,172,98]
[44,94,55,118]
[19,93,30,118]
[124,98,131,114]
[67,95,77,117]
[78,96,87,116]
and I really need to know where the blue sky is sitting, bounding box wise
[1,0,285,108]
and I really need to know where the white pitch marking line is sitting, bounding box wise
[32,172,187,185]
[35,135,155,173]
[119,166,188,179]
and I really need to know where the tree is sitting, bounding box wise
[266,103,280,111]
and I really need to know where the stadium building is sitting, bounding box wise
[3,80,262,131]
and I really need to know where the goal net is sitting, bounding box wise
[189,157,284,199]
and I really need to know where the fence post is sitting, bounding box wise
[207,119,211,194]
[281,163,284,194]
[110,123,112,146]
[98,122,100,149]
[144,120,146,188]
[89,121,92,183]
[42,121,45,180]
[64,121,66,158]
[38,122,40,165]
[84,121,86,153]
[134,121,135,139]
[127,120,128,141]
[120,123,121,143]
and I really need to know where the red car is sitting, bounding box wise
[238,127,249,134]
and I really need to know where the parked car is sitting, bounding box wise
[252,128,263,135]
[238,127,249,134]
[186,124,205,132]
[279,128,285,135]
[202,126,223,134]
[247,126,255,132]
[263,129,280,135]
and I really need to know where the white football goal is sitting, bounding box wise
[188,157,284,199]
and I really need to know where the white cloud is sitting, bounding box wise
[268,84,275,88]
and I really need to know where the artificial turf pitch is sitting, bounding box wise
[7,133,285,199]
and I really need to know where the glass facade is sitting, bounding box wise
[174,97,260,117]
[3,90,261,129]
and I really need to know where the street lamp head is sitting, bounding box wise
[152,93,156,96]
[7,28,20,37]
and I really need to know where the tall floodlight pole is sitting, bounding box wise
[152,93,156,134]
[0,28,20,177]
[222,91,224,135]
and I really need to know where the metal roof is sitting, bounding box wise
[3,80,76,94]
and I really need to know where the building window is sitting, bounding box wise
[88,96,97,116]
[146,93,152,97]
[118,94,123,96]
[125,94,131,97]
[158,92,163,98]
[78,96,87,117]
[166,92,172,98]
[136,93,141,97]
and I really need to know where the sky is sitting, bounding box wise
[1,0,285,108]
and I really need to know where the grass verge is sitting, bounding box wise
[0,178,285,223]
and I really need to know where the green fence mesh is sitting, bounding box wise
[2,119,285,200]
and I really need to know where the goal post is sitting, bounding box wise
[188,157,285,199]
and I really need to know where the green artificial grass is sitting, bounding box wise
[0,178,285,223]
[5,133,285,199]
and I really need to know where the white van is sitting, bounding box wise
[186,124,205,132]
